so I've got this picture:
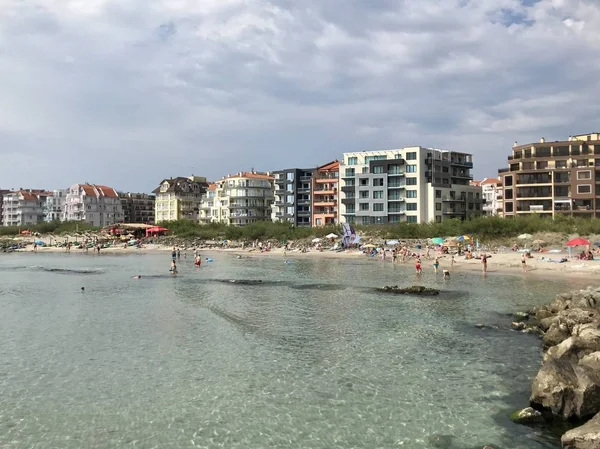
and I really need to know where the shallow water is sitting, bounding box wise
[0,252,591,449]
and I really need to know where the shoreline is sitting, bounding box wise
[7,243,600,281]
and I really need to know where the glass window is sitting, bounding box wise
[347,157,358,165]
[286,207,294,215]
[578,171,592,180]
[372,166,383,174]
[373,178,384,187]
[359,203,369,211]
[406,190,417,198]
[407,216,417,223]
[359,179,369,186]
[406,178,417,186]
[406,203,417,211]
[373,191,383,199]
[435,190,441,198]
[286,172,294,181]
[365,155,386,163]
[345,168,355,177]
[406,165,417,173]
[373,203,384,212]
[406,152,417,160]
[359,190,369,199]
[362,167,369,174]
[578,185,592,194]
[436,203,441,211]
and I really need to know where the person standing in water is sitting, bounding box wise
[481,253,488,273]
[170,259,177,274]
[415,257,422,274]
[521,253,527,273]
[433,256,440,273]
[171,247,177,260]
[194,255,201,267]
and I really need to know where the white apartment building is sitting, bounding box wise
[199,171,274,226]
[44,189,67,222]
[472,178,503,216]
[340,147,483,224]
[64,184,124,227]
[1,190,45,226]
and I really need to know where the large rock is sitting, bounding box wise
[562,412,600,449]
[376,285,439,296]
[509,406,544,424]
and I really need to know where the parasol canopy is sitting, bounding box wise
[362,244,377,248]
[325,233,338,239]
[312,238,322,243]
[518,233,533,240]
[457,235,470,241]
[431,237,444,245]
[566,237,590,247]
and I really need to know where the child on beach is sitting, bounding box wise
[415,258,422,274]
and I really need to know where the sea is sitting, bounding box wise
[0,252,591,449]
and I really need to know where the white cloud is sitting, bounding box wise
[0,0,599,191]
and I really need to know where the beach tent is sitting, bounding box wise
[566,237,590,247]
[341,223,356,248]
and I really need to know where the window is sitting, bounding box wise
[577,171,592,180]
[372,166,383,174]
[406,152,417,160]
[436,203,441,211]
[406,165,417,173]
[362,167,369,174]
[359,179,369,186]
[365,155,386,163]
[286,195,294,203]
[406,178,417,186]
[359,190,369,199]
[373,191,383,199]
[359,203,369,211]
[347,157,358,165]
[286,172,294,181]
[407,216,417,223]
[286,207,294,215]
[406,190,417,198]
[435,216,442,223]
[435,190,441,198]
[406,203,417,211]
[345,168,355,177]
[373,178,384,187]
[373,203,384,212]
[578,185,592,194]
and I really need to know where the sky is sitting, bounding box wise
[1,0,599,192]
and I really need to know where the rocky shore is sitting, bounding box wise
[512,286,600,448]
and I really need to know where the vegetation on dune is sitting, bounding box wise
[0,220,100,237]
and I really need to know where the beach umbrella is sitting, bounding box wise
[431,237,444,245]
[34,240,44,245]
[518,233,533,240]
[566,237,590,247]
[362,244,377,248]
[457,235,470,241]
[312,238,322,243]
[325,233,338,239]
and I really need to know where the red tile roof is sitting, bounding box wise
[481,178,501,185]
[95,185,118,198]
[80,184,96,196]
[208,183,217,191]
[18,191,37,201]
[316,160,340,171]
[223,172,274,180]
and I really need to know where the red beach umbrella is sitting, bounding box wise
[566,237,590,247]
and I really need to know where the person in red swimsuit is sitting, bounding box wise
[415,258,422,274]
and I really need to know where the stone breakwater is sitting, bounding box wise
[512,286,600,449]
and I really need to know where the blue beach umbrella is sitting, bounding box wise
[34,239,44,245]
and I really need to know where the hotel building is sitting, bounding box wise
[199,171,274,226]
[472,178,503,216]
[1,190,46,226]
[64,184,124,227]
[499,133,600,217]
[312,161,340,226]
[153,176,209,222]
[340,147,482,224]
[43,189,67,222]
[271,168,314,227]
[119,192,156,224]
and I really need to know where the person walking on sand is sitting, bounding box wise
[433,256,440,273]
[521,254,527,273]
[451,255,455,267]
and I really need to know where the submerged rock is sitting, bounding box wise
[376,285,439,296]
[509,406,544,424]
[562,412,600,449]
[514,311,529,322]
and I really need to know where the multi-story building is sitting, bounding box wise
[312,161,340,226]
[64,184,124,227]
[1,190,45,226]
[43,189,67,222]
[340,147,482,224]
[153,176,209,222]
[472,178,503,216]
[199,171,274,226]
[499,133,600,217]
[271,168,314,227]
[0,189,9,225]
[119,192,155,224]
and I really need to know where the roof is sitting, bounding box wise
[81,184,96,196]
[208,183,217,191]
[95,185,118,198]
[222,172,274,180]
[481,178,501,185]
[152,177,209,194]
[316,160,340,171]
[471,180,482,187]
[18,191,38,201]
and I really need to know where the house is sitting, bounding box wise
[64,184,124,227]
[312,160,340,226]
[1,190,46,226]
[153,176,209,222]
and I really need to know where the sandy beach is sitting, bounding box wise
[9,237,600,280]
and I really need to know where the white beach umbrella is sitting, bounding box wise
[518,233,533,240]
[312,238,322,243]
[325,233,338,239]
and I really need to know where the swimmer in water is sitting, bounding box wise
[132,275,142,279]
[81,287,85,292]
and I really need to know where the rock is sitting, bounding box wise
[540,316,559,331]
[514,311,529,322]
[544,323,571,347]
[523,326,544,337]
[512,322,526,330]
[376,285,439,296]
[561,412,600,449]
[535,307,556,321]
[427,434,455,448]
[509,406,544,424]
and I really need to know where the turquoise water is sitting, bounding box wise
[0,252,590,449]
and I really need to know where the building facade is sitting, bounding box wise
[0,189,9,225]
[153,176,209,222]
[340,148,482,224]
[64,184,124,227]
[1,190,45,227]
[119,192,155,224]
[43,189,67,222]
[499,133,600,217]
[472,178,503,216]
[271,168,314,227]
[199,171,274,226]
[312,161,340,226]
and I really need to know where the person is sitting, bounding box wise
[433,256,440,273]
[451,255,455,267]
[481,253,488,273]
[177,248,181,260]
[171,247,177,260]
[415,258,422,274]
[132,275,142,279]
[170,260,177,273]
[195,255,201,266]
[81,287,85,292]
[443,270,450,280]
[521,254,527,273]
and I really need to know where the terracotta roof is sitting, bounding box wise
[223,172,274,180]
[18,191,37,201]
[95,185,118,198]
[481,178,501,185]
[316,160,340,171]
[80,184,96,196]
[208,183,217,191]
[471,180,482,187]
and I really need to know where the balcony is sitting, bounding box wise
[300,176,312,182]
[387,197,405,202]
[451,160,474,168]
[314,201,336,207]
[443,196,466,202]
[314,188,337,195]
[443,210,466,216]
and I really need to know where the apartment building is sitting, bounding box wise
[0,189,9,225]
[64,184,124,227]
[199,171,274,226]
[271,168,314,227]
[119,192,155,224]
[340,148,482,224]
[1,190,45,226]
[499,133,600,217]
[153,176,209,222]
[43,189,67,222]
[312,161,340,226]
[472,178,503,216]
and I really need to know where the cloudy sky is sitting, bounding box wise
[1,0,599,192]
